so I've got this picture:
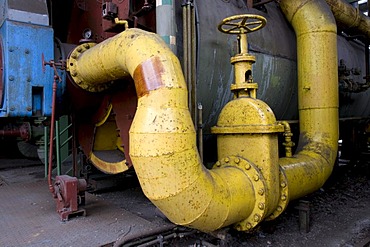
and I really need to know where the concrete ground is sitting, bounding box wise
[1,156,369,246]
[0,160,173,247]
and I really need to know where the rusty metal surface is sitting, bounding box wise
[61,0,155,44]
[0,163,173,247]
[112,83,137,167]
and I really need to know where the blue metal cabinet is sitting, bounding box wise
[0,20,54,117]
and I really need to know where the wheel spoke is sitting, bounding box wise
[224,22,241,27]
[241,17,249,26]
[228,26,240,32]
[246,20,262,26]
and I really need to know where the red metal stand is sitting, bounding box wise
[54,175,87,221]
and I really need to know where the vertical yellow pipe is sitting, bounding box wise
[279,0,339,200]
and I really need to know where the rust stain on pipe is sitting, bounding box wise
[133,57,165,97]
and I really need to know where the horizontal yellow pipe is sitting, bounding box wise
[280,0,339,200]
[67,28,256,232]
[325,0,370,40]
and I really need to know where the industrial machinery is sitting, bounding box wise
[1,0,370,236]
[0,0,69,159]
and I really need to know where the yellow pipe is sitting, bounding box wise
[67,0,339,230]
[279,0,339,200]
[67,28,257,232]
[325,0,370,40]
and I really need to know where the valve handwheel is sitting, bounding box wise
[218,14,267,34]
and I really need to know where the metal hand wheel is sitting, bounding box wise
[218,14,267,34]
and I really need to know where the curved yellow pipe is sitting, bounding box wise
[279,0,339,200]
[67,28,256,232]
[67,0,339,230]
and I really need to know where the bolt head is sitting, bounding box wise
[246,223,252,229]
[235,225,242,231]
[253,214,261,222]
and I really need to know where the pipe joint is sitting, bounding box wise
[215,156,268,231]
[265,167,290,221]
[67,42,115,92]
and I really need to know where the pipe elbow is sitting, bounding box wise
[281,0,337,36]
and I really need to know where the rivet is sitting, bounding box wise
[70,71,77,77]
[9,76,14,81]
[281,181,287,188]
[246,223,252,229]
[234,158,240,164]
[258,188,264,195]
[77,47,83,52]
[281,195,287,201]
[224,157,229,163]
[26,107,32,111]
[254,174,259,181]
[277,206,282,212]
[258,203,265,210]
[10,107,15,111]
[83,43,90,49]
[71,53,77,59]
[27,77,31,82]
[245,163,251,170]
[253,214,261,222]
[9,47,14,52]
[215,161,221,167]
[25,49,30,54]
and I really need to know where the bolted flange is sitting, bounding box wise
[67,43,115,93]
[265,167,290,220]
[214,155,268,231]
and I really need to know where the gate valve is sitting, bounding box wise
[218,14,266,98]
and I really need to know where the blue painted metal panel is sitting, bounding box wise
[0,20,54,117]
